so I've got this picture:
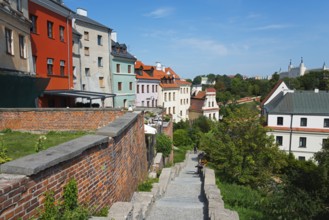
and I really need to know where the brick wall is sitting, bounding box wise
[0,112,148,220]
[0,108,125,131]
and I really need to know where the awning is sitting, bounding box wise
[43,90,116,100]
[144,124,157,135]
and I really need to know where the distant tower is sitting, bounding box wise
[288,59,293,72]
[299,57,306,76]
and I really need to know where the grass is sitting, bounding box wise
[216,178,266,220]
[0,130,89,160]
[137,178,159,192]
[173,145,192,163]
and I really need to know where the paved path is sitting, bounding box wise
[146,153,207,220]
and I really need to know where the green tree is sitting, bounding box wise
[155,133,172,157]
[199,106,286,187]
[173,129,192,146]
[192,76,202,85]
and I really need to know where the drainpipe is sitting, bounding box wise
[66,13,71,89]
[289,114,293,154]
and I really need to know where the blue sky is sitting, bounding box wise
[64,0,329,80]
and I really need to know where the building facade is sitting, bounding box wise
[72,8,113,107]
[0,0,33,73]
[111,40,136,108]
[262,81,329,161]
[190,87,219,121]
[135,61,159,108]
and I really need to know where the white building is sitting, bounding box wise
[262,81,329,161]
[279,58,329,79]
[190,87,219,121]
[135,61,160,108]
[72,8,113,107]
[0,0,33,74]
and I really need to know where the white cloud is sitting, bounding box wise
[252,24,291,31]
[177,38,228,56]
[144,7,174,18]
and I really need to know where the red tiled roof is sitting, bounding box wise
[165,67,180,79]
[136,71,157,80]
[206,87,216,93]
[176,80,192,85]
[189,99,204,112]
[135,60,143,69]
[160,83,179,89]
[193,91,206,99]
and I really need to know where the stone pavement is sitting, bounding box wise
[146,153,207,220]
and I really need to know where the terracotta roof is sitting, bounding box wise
[136,71,157,80]
[160,83,179,89]
[176,80,192,85]
[135,61,143,69]
[206,87,216,93]
[165,67,180,79]
[193,91,206,99]
[190,99,204,112]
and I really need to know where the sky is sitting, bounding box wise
[63,0,329,80]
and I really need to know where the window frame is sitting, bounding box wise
[30,15,37,33]
[118,82,122,91]
[277,117,283,126]
[116,64,120,73]
[59,26,65,42]
[47,58,54,75]
[299,137,307,148]
[47,21,54,38]
[19,34,26,58]
[84,31,89,41]
[85,68,90,77]
[98,57,103,67]
[128,65,131,73]
[5,28,13,55]
[324,118,329,128]
[97,35,102,46]
[84,47,89,56]
[300,118,307,127]
[129,82,133,90]
[60,60,65,76]
[276,136,283,146]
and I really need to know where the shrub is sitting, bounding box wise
[173,129,192,146]
[137,178,159,192]
[0,133,11,164]
[155,133,172,157]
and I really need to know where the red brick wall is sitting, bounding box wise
[0,113,148,220]
[0,109,125,131]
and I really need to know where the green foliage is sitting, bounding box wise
[173,129,192,146]
[39,178,89,220]
[63,179,78,211]
[199,106,287,187]
[217,179,265,220]
[137,178,159,192]
[35,135,47,152]
[174,145,192,163]
[191,116,212,133]
[155,133,172,157]
[91,207,109,217]
[173,120,190,131]
[0,133,12,164]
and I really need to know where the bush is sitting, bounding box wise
[173,129,192,146]
[137,178,159,192]
[155,133,172,157]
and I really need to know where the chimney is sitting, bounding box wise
[111,32,117,42]
[77,8,87,17]
[155,62,162,71]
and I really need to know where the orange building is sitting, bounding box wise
[29,0,74,107]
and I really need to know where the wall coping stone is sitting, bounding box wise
[96,112,139,137]
[0,135,108,176]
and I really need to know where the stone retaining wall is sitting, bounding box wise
[0,112,148,220]
[203,168,239,220]
[0,108,125,132]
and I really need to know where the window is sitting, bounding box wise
[129,82,133,90]
[98,57,103,67]
[30,15,37,33]
[152,85,154,93]
[173,107,175,114]
[128,65,131,73]
[164,93,167,101]
[152,100,154,107]
[173,92,175,101]
[147,101,150,107]
[181,100,182,105]
[156,85,158,92]
[47,58,54,75]
[97,35,102,45]
[99,77,105,88]
[85,68,90,76]
[47,21,53,38]
[84,31,89,41]
[168,107,171,114]
[60,60,65,76]
[118,82,122,91]
[142,85,144,93]
[169,93,171,101]
[5,28,13,55]
[299,137,306,148]
[84,47,89,56]
[59,26,65,41]
[276,136,283,146]
[142,101,144,106]
[116,64,120,73]
[147,85,149,93]
[180,111,183,116]
[298,156,306,161]
[137,85,139,93]
[17,0,22,11]
[324,119,329,127]
[300,118,307,127]
[277,117,283,125]
[19,35,26,58]
[33,56,37,72]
